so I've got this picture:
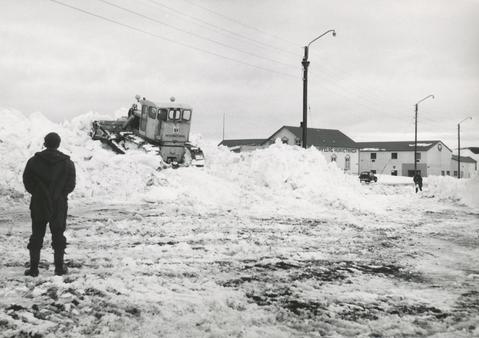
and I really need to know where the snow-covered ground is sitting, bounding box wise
[1,110,478,337]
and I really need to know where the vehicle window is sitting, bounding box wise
[140,107,147,131]
[183,110,191,121]
[148,107,157,119]
[157,109,167,121]
[168,109,182,120]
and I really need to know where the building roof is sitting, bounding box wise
[466,147,479,154]
[218,139,267,147]
[357,140,451,152]
[267,126,358,148]
[451,155,477,163]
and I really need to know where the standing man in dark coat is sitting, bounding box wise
[23,132,76,277]
[413,172,423,193]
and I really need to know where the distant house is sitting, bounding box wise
[451,155,477,178]
[218,126,359,173]
[264,126,359,174]
[218,139,267,153]
[357,140,452,177]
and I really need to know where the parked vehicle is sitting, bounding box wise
[359,171,378,183]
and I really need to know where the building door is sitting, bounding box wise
[345,155,350,171]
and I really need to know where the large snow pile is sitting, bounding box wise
[426,175,479,209]
[145,141,379,216]
[1,109,478,215]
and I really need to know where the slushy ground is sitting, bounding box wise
[1,182,478,337]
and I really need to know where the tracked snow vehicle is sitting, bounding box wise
[90,95,204,167]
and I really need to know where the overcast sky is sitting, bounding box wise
[1,0,478,149]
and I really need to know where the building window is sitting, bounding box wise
[441,171,445,176]
[281,136,289,144]
[331,154,337,162]
[370,153,376,160]
[416,152,421,162]
[446,171,450,176]
[345,155,350,170]
[454,170,458,177]
[391,170,397,176]
[294,138,301,146]
[391,153,397,159]
[371,170,376,174]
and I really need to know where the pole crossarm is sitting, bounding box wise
[458,116,472,125]
[415,94,435,106]
[307,30,336,47]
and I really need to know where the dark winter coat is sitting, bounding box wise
[23,149,76,220]
[413,174,423,185]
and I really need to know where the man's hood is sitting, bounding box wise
[35,149,70,165]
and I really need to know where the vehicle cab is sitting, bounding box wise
[135,95,194,163]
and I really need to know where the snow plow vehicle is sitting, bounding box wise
[90,95,204,167]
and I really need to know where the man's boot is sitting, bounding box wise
[24,250,40,277]
[54,250,68,276]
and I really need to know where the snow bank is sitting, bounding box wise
[143,140,380,216]
[426,175,479,209]
[1,109,477,216]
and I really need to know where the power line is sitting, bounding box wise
[97,0,294,68]
[181,0,300,48]
[179,0,416,111]
[143,0,298,58]
[48,0,298,79]
[177,1,414,112]
[48,0,424,128]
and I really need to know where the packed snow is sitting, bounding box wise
[0,109,478,337]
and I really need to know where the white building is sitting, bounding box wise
[264,126,360,174]
[357,140,452,177]
[451,155,477,178]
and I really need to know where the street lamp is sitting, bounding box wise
[302,29,336,148]
[457,116,472,179]
[414,94,434,175]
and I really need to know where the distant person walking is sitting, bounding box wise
[413,172,423,193]
[23,132,76,277]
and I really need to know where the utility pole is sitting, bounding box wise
[414,103,418,175]
[413,94,434,178]
[457,117,472,179]
[222,112,225,141]
[302,46,309,149]
[301,29,335,149]
[457,123,461,179]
